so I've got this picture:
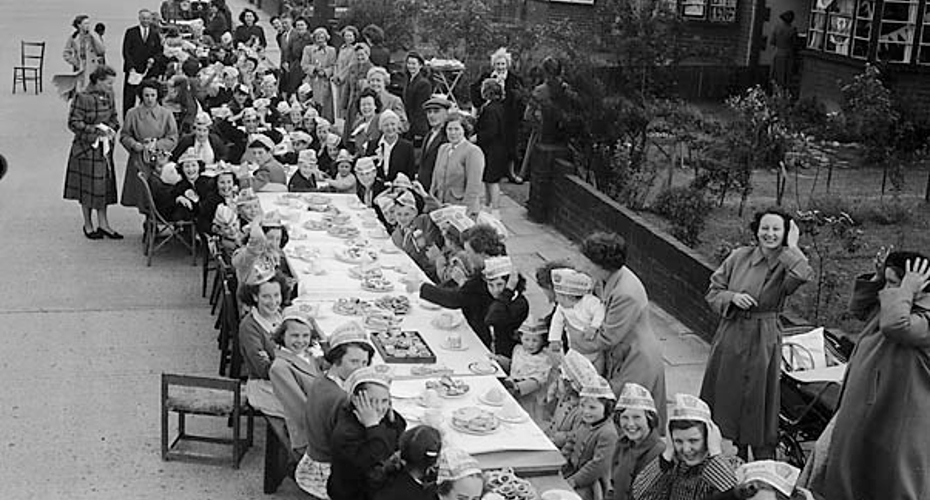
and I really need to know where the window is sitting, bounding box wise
[679,0,738,21]
[807,0,930,63]
[920,4,930,62]
[877,0,919,62]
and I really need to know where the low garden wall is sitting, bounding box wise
[532,156,721,342]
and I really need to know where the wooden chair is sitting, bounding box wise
[137,171,198,266]
[202,234,218,298]
[160,373,254,468]
[12,41,45,94]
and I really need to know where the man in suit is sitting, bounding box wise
[416,95,451,190]
[121,9,162,116]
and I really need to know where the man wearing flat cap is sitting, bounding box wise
[417,95,452,189]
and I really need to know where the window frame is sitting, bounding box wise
[677,0,739,22]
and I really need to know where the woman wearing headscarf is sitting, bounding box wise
[470,47,525,183]
[281,16,313,97]
[119,79,178,212]
[60,14,106,97]
[700,209,811,461]
[817,252,930,500]
[328,366,407,500]
[302,27,337,121]
[632,394,740,500]
[64,66,121,240]
[612,383,666,500]
[333,26,360,121]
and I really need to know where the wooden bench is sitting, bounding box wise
[262,415,301,494]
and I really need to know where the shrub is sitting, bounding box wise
[651,186,713,246]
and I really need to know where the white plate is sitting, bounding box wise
[497,412,529,424]
[477,392,505,407]
[468,361,499,375]
[419,299,441,310]
[390,386,421,399]
[450,419,500,436]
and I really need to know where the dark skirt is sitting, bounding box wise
[481,140,509,183]
[700,315,781,447]
[120,152,151,210]
[63,138,117,209]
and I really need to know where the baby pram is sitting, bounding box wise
[777,325,851,468]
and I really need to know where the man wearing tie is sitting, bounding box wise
[121,9,162,116]
[416,96,452,190]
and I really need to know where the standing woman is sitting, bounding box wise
[61,15,107,97]
[333,26,360,122]
[362,24,390,68]
[64,65,122,240]
[429,112,485,218]
[344,43,373,131]
[476,78,507,213]
[471,48,525,183]
[579,232,667,427]
[119,79,179,212]
[700,208,811,461]
[281,17,313,97]
[403,52,432,146]
[233,8,267,49]
[302,28,338,121]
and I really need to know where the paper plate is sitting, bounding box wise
[468,361,500,375]
[477,392,505,407]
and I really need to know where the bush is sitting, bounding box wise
[862,200,912,225]
[651,186,714,246]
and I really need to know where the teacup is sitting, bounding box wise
[446,334,462,349]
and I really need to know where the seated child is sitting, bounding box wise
[428,212,474,288]
[328,149,358,194]
[247,135,287,192]
[483,256,529,359]
[499,317,552,424]
[561,377,619,500]
[288,149,321,192]
[148,151,194,222]
[548,269,606,374]
[545,350,600,448]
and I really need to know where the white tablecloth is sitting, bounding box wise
[391,376,559,455]
[258,193,503,379]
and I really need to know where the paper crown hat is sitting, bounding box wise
[354,156,376,174]
[297,82,312,95]
[260,210,284,228]
[328,321,373,350]
[334,149,353,165]
[298,149,318,164]
[177,147,202,165]
[447,210,475,233]
[244,258,276,286]
[429,205,467,228]
[551,269,593,296]
[482,256,513,280]
[235,187,259,205]
[579,376,616,400]
[281,305,315,327]
[290,131,313,145]
[517,316,548,337]
[669,393,712,423]
[615,383,657,413]
[387,172,413,190]
[345,365,392,394]
[561,350,600,390]
[248,134,275,151]
[194,111,213,127]
[736,460,800,497]
[436,447,482,483]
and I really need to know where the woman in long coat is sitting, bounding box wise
[119,79,178,211]
[476,78,508,212]
[59,15,106,98]
[819,252,930,500]
[333,26,359,121]
[64,65,121,239]
[700,209,811,460]
[302,28,337,121]
[579,232,667,428]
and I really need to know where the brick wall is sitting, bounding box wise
[548,164,721,341]
[800,54,930,116]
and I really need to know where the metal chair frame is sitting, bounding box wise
[137,171,198,266]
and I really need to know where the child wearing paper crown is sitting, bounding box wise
[545,350,600,448]
[148,151,195,222]
[328,149,359,194]
[548,269,606,374]
[288,149,321,192]
[483,256,530,358]
[561,377,619,500]
[499,317,552,424]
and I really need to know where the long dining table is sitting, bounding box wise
[257,192,571,488]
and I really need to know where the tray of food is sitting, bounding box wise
[426,375,470,398]
[451,406,500,435]
[362,275,395,292]
[331,213,353,226]
[485,469,538,500]
[333,297,372,316]
[371,330,437,364]
[373,295,411,315]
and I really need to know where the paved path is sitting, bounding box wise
[0,1,708,498]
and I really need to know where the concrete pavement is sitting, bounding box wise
[0,1,708,498]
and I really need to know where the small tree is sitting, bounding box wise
[795,210,862,324]
[839,64,899,195]
[339,0,421,52]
